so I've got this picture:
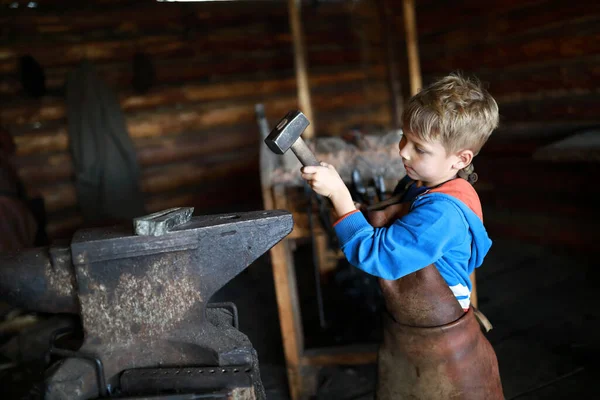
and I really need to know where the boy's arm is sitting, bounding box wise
[334,197,468,280]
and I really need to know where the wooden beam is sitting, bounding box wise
[12,94,391,156]
[288,0,315,138]
[420,19,600,74]
[269,184,305,400]
[1,67,385,126]
[402,0,422,96]
[376,0,403,129]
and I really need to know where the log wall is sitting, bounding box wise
[0,0,391,241]
[1,0,597,252]
[390,0,599,251]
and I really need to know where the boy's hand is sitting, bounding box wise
[301,162,356,217]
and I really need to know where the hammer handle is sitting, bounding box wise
[291,138,320,166]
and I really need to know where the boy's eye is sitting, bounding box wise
[415,147,426,154]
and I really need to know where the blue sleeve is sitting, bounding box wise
[333,197,468,280]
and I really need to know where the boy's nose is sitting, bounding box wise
[399,146,410,160]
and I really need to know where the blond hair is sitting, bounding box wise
[402,73,499,155]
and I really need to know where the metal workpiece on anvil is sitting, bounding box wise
[0,208,294,400]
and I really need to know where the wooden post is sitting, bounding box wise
[268,186,306,400]
[376,0,403,129]
[402,0,422,96]
[288,0,315,138]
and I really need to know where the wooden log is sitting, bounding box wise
[14,123,261,185]
[498,94,600,123]
[30,149,258,213]
[44,168,263,241]
[267,184,305,400]
[484,208,596,252]
[289,0,315,138]
[478,188,596,220]
[12,90,391,156]
[376,0,403,129]
[15,102,392,189]
[0,0,377,33]
[420,19,600,74]
[141,149,257,194]
[0,48,385,97]
[1,3,372,43]
[0,26,382,75]
[466,57,600,103]
[402,0,422,95]
[1,66,386,125]
[45,211,83,241]
[144,167,262,213]
[475,158,596,192]
[417,0,600,54]
[414,0,553,37]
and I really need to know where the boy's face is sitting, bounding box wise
[398,130,466,187]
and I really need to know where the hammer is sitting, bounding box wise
[264,110,320,166]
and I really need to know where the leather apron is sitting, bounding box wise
[376,264,504,399]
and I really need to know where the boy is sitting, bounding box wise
[301,73,504,399]
[301,73,498,310]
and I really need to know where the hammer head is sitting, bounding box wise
[264,110,310,154]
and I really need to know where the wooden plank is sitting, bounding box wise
[420,19,600,74]
[418,0,600,54]
[0,26,382,74]
[289,0,315,139]
[30,150,258,213]
[144,171,262,214]
[1,66,385,126]
[11,94,391,156]
[498,94,600,123]
[484,208,597,251]
[44,170,263,241]
[418,55,600,106]
[475,158,596,192]
[14,124,258,184]
[141,151,257,194]
[402,0,422,95]
[376,0,403,129]
[477,188,595,220]
[414,0,550,37]
[268,184,305,400]
[0,2,372,42]
[0,49,386,97]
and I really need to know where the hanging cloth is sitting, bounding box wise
[66,60,145,223]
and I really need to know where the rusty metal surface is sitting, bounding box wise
[41,209,292,400]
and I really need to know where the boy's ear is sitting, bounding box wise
[453,149,474,170]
